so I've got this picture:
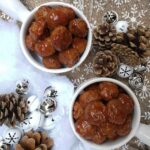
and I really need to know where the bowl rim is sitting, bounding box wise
[20,2,92,74]
[69,77,141,150]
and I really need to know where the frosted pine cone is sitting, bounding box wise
[93,50,118,76]
[0,93,28,127]
[93,23,117,50]
[111,43,141,67]
[15,130,53,150]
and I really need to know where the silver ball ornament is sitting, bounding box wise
[129,72,144,90]
[40,97,57,116]
[0,136,8,150]
[16,79,29,95]
[44,86,57,98]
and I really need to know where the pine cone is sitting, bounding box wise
[93,23,117,50]
[116,25,150,57]
[93,50,118,76]
[15,130,53,150]
[111,43,141,66]
[0,93,28,127]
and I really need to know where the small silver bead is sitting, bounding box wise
[103,11,118,24]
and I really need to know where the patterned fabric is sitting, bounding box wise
[0,0,150,149]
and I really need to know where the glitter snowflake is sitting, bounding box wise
[141,112,150,120]
[72,75,85,88]
[134,139,145,148]
[112,0,130,7]
[135,76,150,101]
[72,0,84,11]
[93,0,107,12]
[83,63,94,75]
[120,144,129,150]
[121,4,147,27]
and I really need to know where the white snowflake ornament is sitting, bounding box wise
[117,64,133,78]
[27,95,40,112]
[115,21,129,33]
[3,128,22,145]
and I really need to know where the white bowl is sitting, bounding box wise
[69,77,141,150]
[20,2,92,74]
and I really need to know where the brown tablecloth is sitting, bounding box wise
[1,0,150,149]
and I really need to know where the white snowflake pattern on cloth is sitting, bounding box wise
[71,66,81,73]
[112,0,130,7]
[141,112,150,120]
[72,0,84,11]
[145,57,150,72]
[120,144,129,150]
[121,4,147,27]
[83,62,94,75]
[72,74,85,88]
[135,76,150,101]
[93,0,107,12]
[134,139,145,148]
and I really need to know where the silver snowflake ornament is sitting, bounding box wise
[103,11,118,24]
[16,79,29,95]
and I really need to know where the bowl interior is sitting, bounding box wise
[20,2,92,73]
[69,78,141,150]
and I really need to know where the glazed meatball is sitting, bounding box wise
[72,38,87,54]
[107,99,127,125]
[51,26,72,51]
[117,115,132,136]
[100,122,118,140]
[99,82,119,101]
[35,38,55,57]
[34,6,51,20]
[84,101,107,125]
[25,35,36,51]
[91,128,106,144]
[42,54,61,69]
[47,8,68,30]
[58,48,79,67]
[29,19,46,41]
[75,117,96,140]
[79,89,101,107]
[118,94,134,114]
[73,101,83,120]
[54,7,75,21]
[69,19,88,38]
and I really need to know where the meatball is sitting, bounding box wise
[84,101,107,125]
[99,82,119,101]
[91,128,106,144]
[107,99,127,125]
[35,38,55,57]
[100,122,118,140]
[59,7,75,21]
[73,101,83,120]
[47,8,68,30]
[51,26,72,51]
[69,19,88,38]
[85,84,99,91]
[34,6,51,20]
[58,48,79,67]
[42,54,61,69]
[25,35,36,51]
[117,115,132,136]
[75,117,96,140]
[118,94,134,114]
[79,89,101,107]
[72,38,87,54]
[29,19,46,41]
